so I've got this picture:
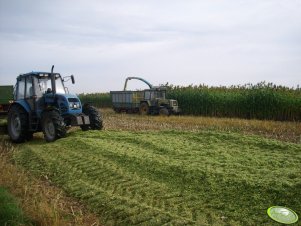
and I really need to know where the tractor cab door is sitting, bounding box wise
[16,76,25,100]
[25,76,41,130]
[24,76,36,111]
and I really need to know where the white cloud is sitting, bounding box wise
[0,0,300,92]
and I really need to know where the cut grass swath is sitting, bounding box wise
[14,130,301,226]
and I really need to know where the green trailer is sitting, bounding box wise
[0,85,13,114]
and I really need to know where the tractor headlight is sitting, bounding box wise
[69,102,80,109]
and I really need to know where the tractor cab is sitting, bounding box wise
[15,72,67,100]
[14,71,81,118]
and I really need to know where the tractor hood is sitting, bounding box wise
[55,93,82,115]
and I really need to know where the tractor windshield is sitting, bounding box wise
[37,74,65,94]
[144,90,166,100]
[55,77,65,94]
[154,91,165,99]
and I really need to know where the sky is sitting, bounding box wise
[0,0,300,93]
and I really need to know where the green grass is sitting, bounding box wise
[78,92,111,108]
[0,187,28,226]
[14,130,301,225]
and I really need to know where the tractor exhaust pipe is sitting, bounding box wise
[51,65,56,94]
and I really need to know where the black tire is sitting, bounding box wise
[42,110,66,142]
[81,104,103,131]
[159,107,170,116]
[139,102,149,115]
[114,108,121,113]
[7,105,30,143]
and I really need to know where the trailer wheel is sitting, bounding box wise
[42,110,66,142]
[7,105,29,143]
[81,104,103,130]
[159,108,170,116]
[114,108,121,113]
[139,103,149,115]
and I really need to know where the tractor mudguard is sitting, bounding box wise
[9,101,31,113]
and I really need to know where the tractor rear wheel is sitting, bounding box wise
[42,110,66,142]
[81,104,103,131]
[7,105,30,143]
[139,103,149,115]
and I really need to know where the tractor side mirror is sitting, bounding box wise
[71,75,75,84]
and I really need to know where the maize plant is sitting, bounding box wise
[78,93,111,108]
[167,82,301,121]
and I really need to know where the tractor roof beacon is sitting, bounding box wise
[7,65,103,143]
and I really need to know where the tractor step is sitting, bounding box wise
[29,112,39,131]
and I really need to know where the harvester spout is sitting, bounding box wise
[123,77,153,91]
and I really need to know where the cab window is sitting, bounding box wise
[17,77,25,100]
[25,77,33,98]
[145,91,151,100]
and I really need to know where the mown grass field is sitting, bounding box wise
[12,120,301,226]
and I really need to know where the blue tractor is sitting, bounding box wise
[7,66,103,142]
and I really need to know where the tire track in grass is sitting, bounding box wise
[52,131,300,224]
[81,129,297,224]
[16,136,210,225]
[77,135,221,225]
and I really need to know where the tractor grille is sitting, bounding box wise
[68,98,79,102]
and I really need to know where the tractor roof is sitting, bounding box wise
[18,72,61,78]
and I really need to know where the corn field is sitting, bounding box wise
[78,92,111,108]
[167,82,301,121]
[78,82,301,121]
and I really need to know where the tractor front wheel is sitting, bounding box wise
[159,107,170,116]
[81,104,103,131]
[7,105,30,143]
[139,103,149,115]
[42,110,66,142]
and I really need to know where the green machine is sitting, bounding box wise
[110,77,180,116]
